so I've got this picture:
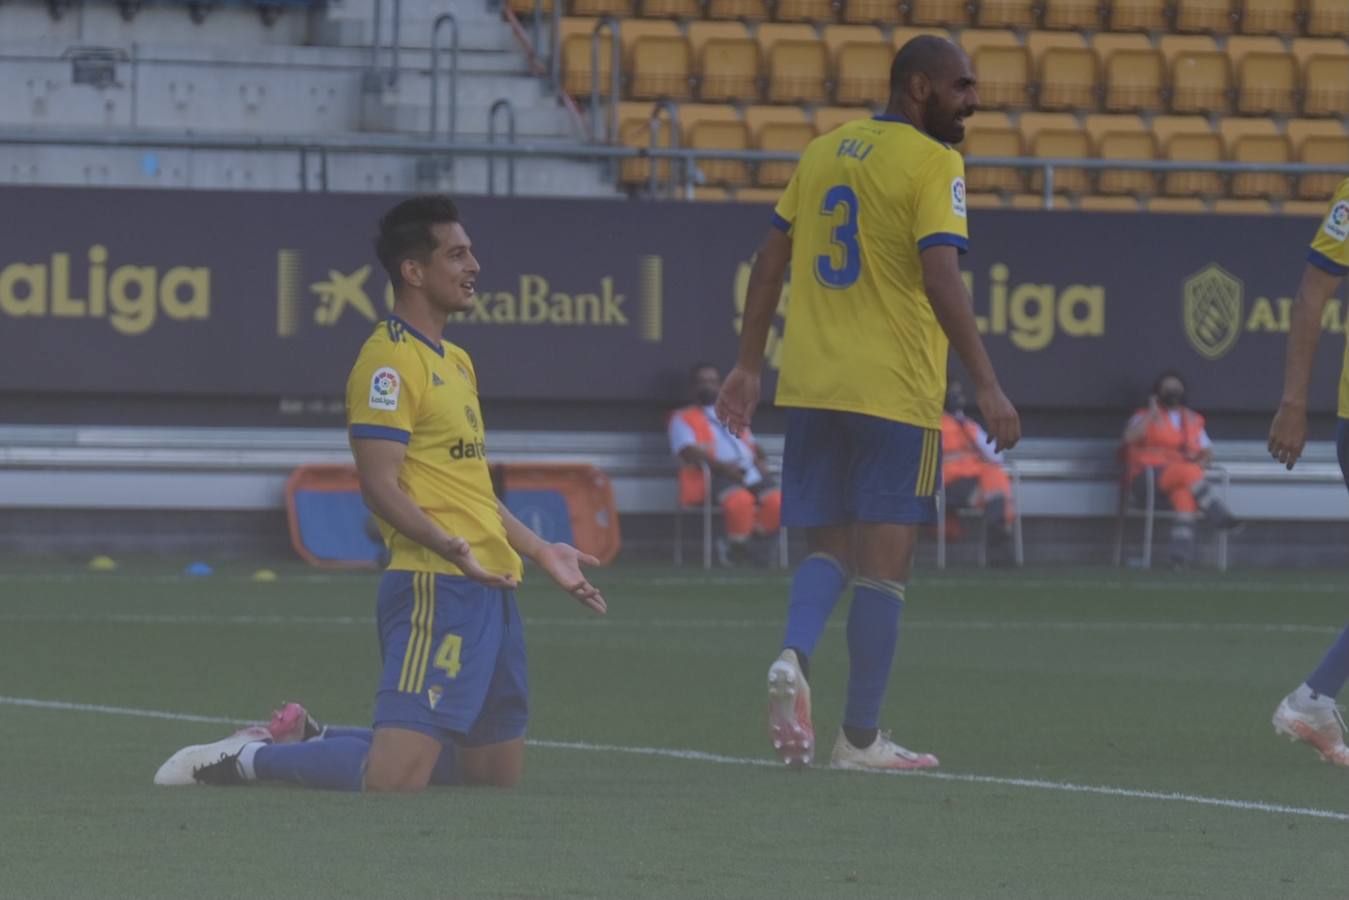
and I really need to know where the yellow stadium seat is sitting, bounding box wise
[1010,193,1071,209]
[1292,38,1349,68]
[767,41,829,104]
[697,37,759,102]
[1288,118,1348,152]
[1170,52,1232,114]
[1152,115,1213,148]
[745,105,810,130]
[1164,132,1225,197]
[561,19,611,97]
[1019,112,1077,144]
[1027,30,1086,59]
[757,121,817,186]
[844,0,903,23]
[1236,52,1297,116]
[835,41,893,106]
[689,21,751,54]
[1041,0,1102,30]
[966,192,1006,209]
[1239,0,1298,34]
[1284,200,1332,216]
[1174,0,1236,33]
[972,46,1031,109]
[1225,35,1285,65]
[679,102,744,129]
[1110,0,1167,31]
[824,23,885,53]
[757,23,818,54]
[1092,32,1152,60]
[1159,34,1220,64]
[630,36,694,100]
[1097,131,1159,196]
[1213,198,1275,213]
[1304,57,1349,117]
[706,0,769,19]
[1038,47,1099,111]
[1230,134,1292,199]
[776,0,839,22]
[1148,197,1209,213]
[1306,0,1349,37]
[815,106,869,131]
[976,0,1036,28]
[1218,116,1278,146]
[1029,129,1090,194]
[959,28,1019,58]
[907,0,973,26]
[1299,135,1349,200]
[1102,50,1165,113]
[508,0,553,16]
[618,104,674,184]
[1085,113,1147,140]
[892,26,952,48]
[689,119,753,186]
[963,127,1025,193]
[735,186,788,203]
[640,0,702,17]
[1080,195,1144,211]
[571,0,631,15]
[693,187,732,201]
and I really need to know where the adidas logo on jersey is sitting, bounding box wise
[448,438,487,460]
[431,373,445,387]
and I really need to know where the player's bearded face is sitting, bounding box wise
[924,84,974,145]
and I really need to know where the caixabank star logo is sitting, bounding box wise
[1183,264,1244,361]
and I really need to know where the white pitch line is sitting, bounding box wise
[1,695,1346,824]
[0,611,1339,636]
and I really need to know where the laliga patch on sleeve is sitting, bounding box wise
[951,177,967,218]
[1323,201,1349,243]
[369,367,401,411]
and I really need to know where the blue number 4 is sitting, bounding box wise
[815,184,861,289]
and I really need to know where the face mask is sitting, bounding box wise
[695,388,718,406]
[1159,389,1184,408]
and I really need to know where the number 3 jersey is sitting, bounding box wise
[772,115,969,431]
[346,315,522,580]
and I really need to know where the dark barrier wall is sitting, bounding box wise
[1,187,1341,412]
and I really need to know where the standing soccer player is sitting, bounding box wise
[1268,178,1349,767]
[717,36,1020,771]
[154,196,607,791]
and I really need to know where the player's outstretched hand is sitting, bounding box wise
[441,536,519,590]
[716,366,761,436]
[977,383,1022,452]
[536,543,607,615]
[1268,402,1307,471]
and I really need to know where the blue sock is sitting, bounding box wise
[253,738,368,791]
[781,554,849,663]
[843,578,906,730]
[1307,623,1349,698]
[313,726,459,786]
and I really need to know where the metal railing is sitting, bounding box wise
[368,0,401,88]
[428,13,459,142]
[487,99,517,196]
[588,17,621,143]
[645,99,682,198]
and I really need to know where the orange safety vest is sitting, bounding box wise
[673,406,756,506]
[1128,406,1207,479]
[941,413,988,481]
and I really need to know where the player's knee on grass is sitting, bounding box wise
[459,739,524,788]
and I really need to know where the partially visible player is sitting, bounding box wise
[154,196,606,792]
[718,36,1020,771]
[1268,178,1349,768]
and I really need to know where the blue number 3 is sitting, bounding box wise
[815,184,861,289]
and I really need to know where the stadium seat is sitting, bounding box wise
[972,45,1031,109]
[906,0,973,26]
[1148,196,1208,213]
[1027,29,1087,59]
[892,26,952,48]
[962,126,1025,193]
[976,0,1036,28]
[759,27,829,103]
[1041,0,1102,30]
[1236,52,1297,116]
[1239,0,1299,34]
[1092,31,1152,59]
[1225,34,1285,65]
[1303,57,1349,117]
[1079,195,1143,211]
[1159,34,1220,62]
[508,0,554,17]
[1298,135,1349,200]
[735,186,788,202]
[959,28,1019,57]
[1103,50,1165,112]
[1284,200,1331,216]
[618,104,675,185]
[1306,0,1349,37]
[1169,52,1232,114]
[1152,114,1213,148]
[1230,134,1292,199]
[688,119,753,186]
[834,40,892,106]
[815,106,869,131]
[571,0,632,16]
[1287,117,1348,150]
[1038,46,1099,111]
[1085,113,1147,140]
[824,23,886,53]
[1213,198,1274,213]
[629,35,694,100]
[706,0,770,19]
[1097,130,1159,196]
[776,0,839,22]
[1292,37,1349,67]
[745,104,811,131]
[1010,193,1071,208]
[560,19,612,97]
[1218,115,1278,145]
[689,20,752,54]
[757,23,820,56]
[844,0,903,23]
[696,32,759,102]
[1029,128,1091,194]
[641,0,702,17]
[692,187,732,201]
[1174,0,1236,33]
[1164,131,1225,197]
[1109,0,1168,31]
[756,121,817,186]
[1019,111,1078,145]
[966,192,1006,208]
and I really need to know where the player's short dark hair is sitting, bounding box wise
[689,361,719,383]
[375,195,461,288]
[890,34,959,97]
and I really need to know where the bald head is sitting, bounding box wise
[887,35,978,144]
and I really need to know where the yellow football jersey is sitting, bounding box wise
[346,316,522,580]
[1308,179,1349,416]
[772,114,969,430]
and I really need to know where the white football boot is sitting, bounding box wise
[767,649,814,769]
[1272,684,1349,767]
[830,729,940,771]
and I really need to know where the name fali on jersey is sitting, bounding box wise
[448,438,487,460]
[835,138,874,161]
